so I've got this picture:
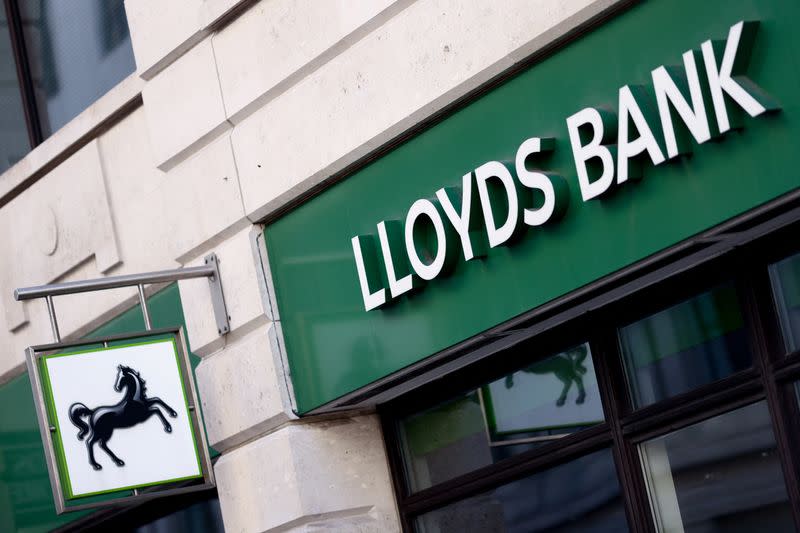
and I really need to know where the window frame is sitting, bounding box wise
[380,202,800,532]
[0,0,135,155]
[2,0,44,147]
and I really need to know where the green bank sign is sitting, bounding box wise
[352,19,776,312]
[265,0,800,413]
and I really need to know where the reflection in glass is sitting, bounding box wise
[0,9,31,173]
[415,448,628,532]
[18,0,135,136]
[640,401,793,533]
[619,284,751,408]
[770,251,800,353]
[398,343,604,492]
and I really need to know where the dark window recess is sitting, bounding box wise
[98,0,129,55]
[70,490,225,533]
[770,251,800,353]
[414,448,628,533]
[17,0,135,137]
[619,283,751,408]
[0,0,136,172]
[0,5,31,173]
[382,222,800,532]
[397,343,605,492]
[640,401,794,532]
[127,493,224,533]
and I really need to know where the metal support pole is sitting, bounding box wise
[45,295,60,343]
[137,284,152,331]
[14,254,230,337]
[14,264,216,300]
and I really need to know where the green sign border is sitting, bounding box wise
[39,337,204,500]
[265,0,800,413]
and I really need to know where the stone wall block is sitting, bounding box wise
[194,324,291,451]
[124,0,206,79]
[232,0,610,221]
[212,0,399,122]
[178,225,265,356]
[141,37,229,170]
[97,108,177,278]
[214,416,400,532]
[202,0,253,28]
[158,133,246,262]
[0,141,121,337]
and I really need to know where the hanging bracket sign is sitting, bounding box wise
[14,255,227,512]
[26,328,214,513]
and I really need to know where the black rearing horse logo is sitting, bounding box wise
[68,365,178,471]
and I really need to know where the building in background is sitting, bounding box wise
[0,0,799,531]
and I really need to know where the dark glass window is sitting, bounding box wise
[639,401,794,532]
[384,227,800,531]
[128,494,224,533]
[0,7,30,174]
[17,0,135,137]
[398,343,604,492]
[770,251,800,353]
[414,448,628,533]
[619,283,751,408]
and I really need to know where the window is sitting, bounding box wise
[0,0,135,174]
[397,343,604,492]
[619,283,751,408]
[80,491,225,533]
[770,251,800,353]
[381,220,800,532]
[0,6,31,171]
[640,401,793,531]
[415,449,627,533]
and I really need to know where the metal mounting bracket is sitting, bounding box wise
[15,253,231,341]
[204,253,230,335]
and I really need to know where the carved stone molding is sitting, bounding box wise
[0,141,122,332]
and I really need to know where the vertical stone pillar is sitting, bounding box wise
[178,227,401,532]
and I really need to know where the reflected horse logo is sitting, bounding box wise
[505,345,589,406]
[68,365,178,470]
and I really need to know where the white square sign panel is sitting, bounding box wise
[42,338,202,498]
